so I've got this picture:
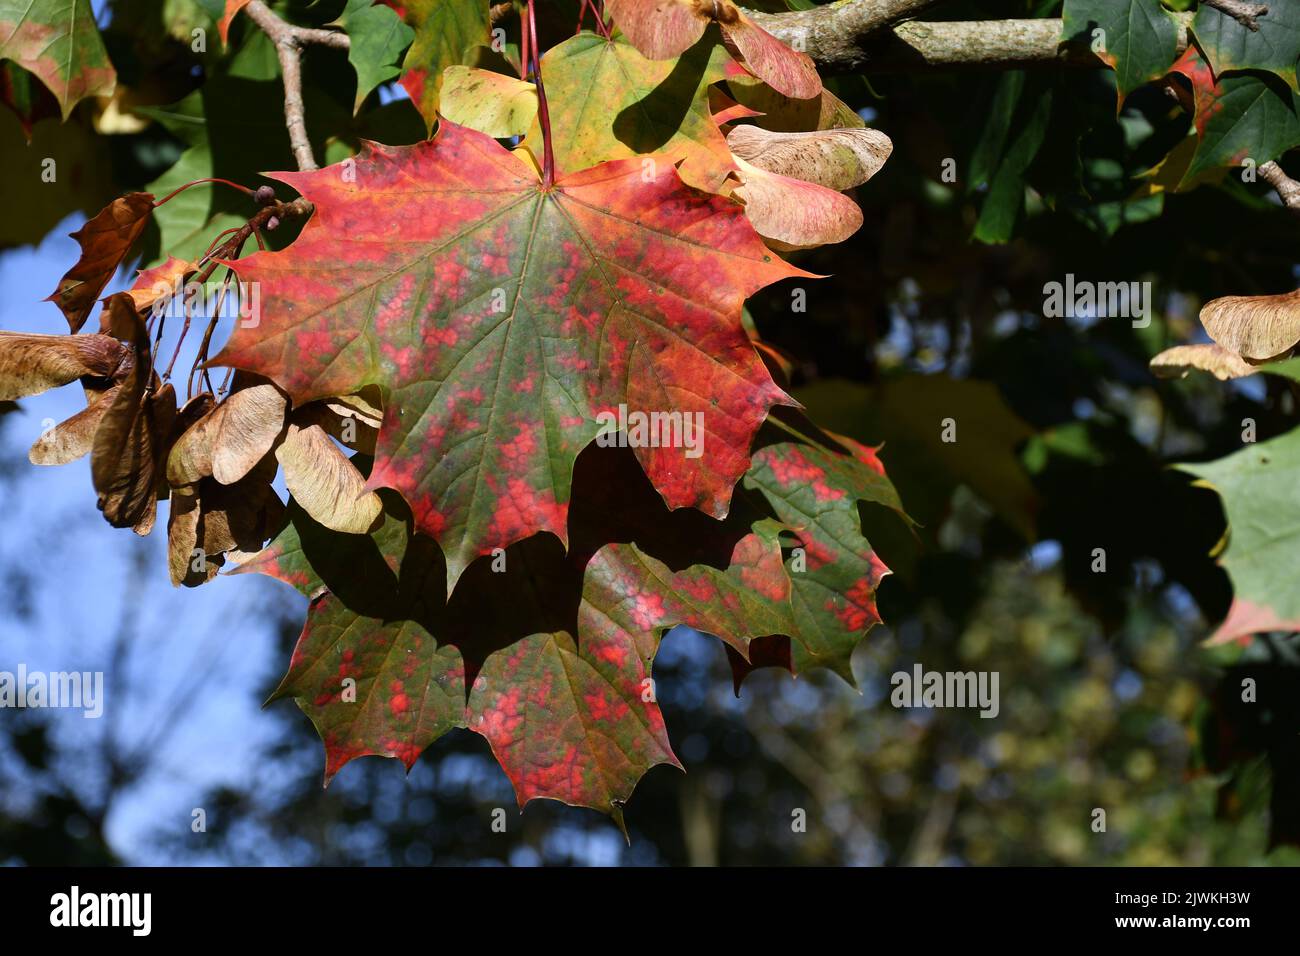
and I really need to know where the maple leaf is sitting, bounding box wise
[739,437,903,685]
[245,489,677,828]
[526,31,738,193]
[0,0,116,118]
[1192,0,1300,92]
[395,0,491,132]
[1168,47,1300,185]
[441,65,537,139]
[1,60,59,139]
[605,0,820,100]
[334,0,415,113]
[1060,0,1182,104]
[1178,428,1300,643]
[215,121,802,593]
[238,433,909,825]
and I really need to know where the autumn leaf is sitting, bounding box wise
[1,60,59,138]
[218,0,254,44]
[441,65,536,138]
[0,0,116,118]
[123,256,195,314]
[526,30,738,193]
[605,0,820,100]
[215,121,801,593]
[46,193,154,332]
[238,433,909,824]
[396,0,491,132]
[739,439,901,684]
[1169,47,1300,185]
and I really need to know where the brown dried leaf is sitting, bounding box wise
[1200,289,1300,361]
[0,331,128,401]
[47,193,154,332]
[725,125,893,192]
[1150,343,1258,380]
[276,423,381,534]
[124,256,195,314]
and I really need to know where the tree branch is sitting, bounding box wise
[745,0,944,71]
[1260,161,1300,211]
[746,4,1194,73]
[243,0,349,171]
[1204,0,1269,32]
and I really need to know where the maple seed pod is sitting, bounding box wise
[254,185,276,206]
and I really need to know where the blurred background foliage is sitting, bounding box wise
[2,0,1300,865]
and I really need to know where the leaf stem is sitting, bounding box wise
[153,178,256,207]
[527,0,555,188]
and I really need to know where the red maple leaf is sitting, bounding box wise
[216,122,802,591]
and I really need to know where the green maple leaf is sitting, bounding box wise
[1061,0,1182,102]
[1170,46,1300,184]
[336,0,415,113]
[1179,427,1300,643]
[1193,1,1300,91]
[0,0,115,118]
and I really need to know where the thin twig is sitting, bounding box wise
[1204,0,1269,32]
[243,1,348,171]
